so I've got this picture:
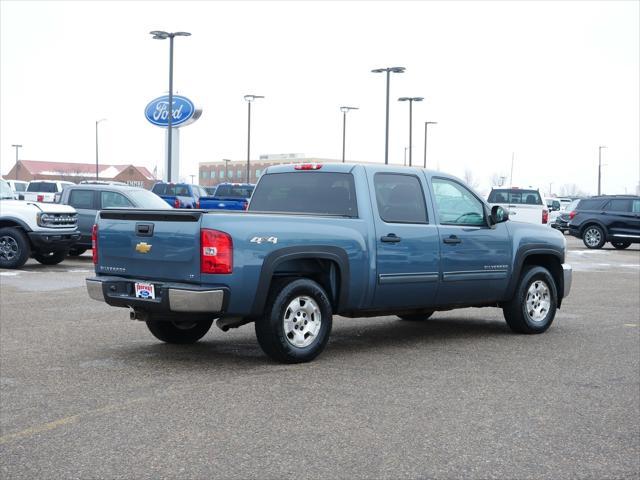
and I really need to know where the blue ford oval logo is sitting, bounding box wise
[144,95,202,128]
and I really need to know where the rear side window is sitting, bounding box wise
[14,183,26,192]
[250,172,357,217]
[27,182,57,193]
[488,189,542,205]
[633,200,640,213]
[68,190,95,209]
[374,173,427,224]
[577,199,605,210]
[215,185,255,198]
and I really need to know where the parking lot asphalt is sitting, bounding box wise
[1,236,638,479]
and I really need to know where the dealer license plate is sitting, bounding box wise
[135,282,155,300]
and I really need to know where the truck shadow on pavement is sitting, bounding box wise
[110,317,513,369]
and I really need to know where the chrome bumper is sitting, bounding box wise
[562,264,572,298]
[86,278,225,313]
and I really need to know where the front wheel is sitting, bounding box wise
[33,250,67,265]
[0,227,30,269]
[146,319,213,344]
[582,225,605,249]
[503,266,557,334]
[255,278,333,363]
[611,241,631,250]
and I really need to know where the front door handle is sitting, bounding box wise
[443,235,462,245]
[381,234,401,243]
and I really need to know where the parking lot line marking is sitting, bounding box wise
[0,397,147,445]
[623,324,638,327]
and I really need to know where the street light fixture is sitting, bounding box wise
[598,145,607,195]
[398,97,423,167]
[340,106,359,162]
[149,30,191,183]
[371,66,405,164]
[423,121,437,169]
[11,144,22,180]
[244,94,264,183]
[95,118,107,180]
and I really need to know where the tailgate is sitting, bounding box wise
[507,204,543,223]
[96,210,202,283]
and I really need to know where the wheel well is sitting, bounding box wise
[580,222,606,236]
[522,254,564,306]
[272,258,341,311]
[0,220,26,230]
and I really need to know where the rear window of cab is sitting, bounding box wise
[488,189,542,205]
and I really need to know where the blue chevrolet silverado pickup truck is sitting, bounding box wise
[86,163,572,363]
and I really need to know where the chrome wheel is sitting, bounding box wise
[283,295,322,348]
[0,235,19,261]
[584,227,601,247]
[525,280,551,323]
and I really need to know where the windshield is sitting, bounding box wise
[488,189,542,205]
[1,180,14,199]
[127,189,173,209]
[214,185,254,199]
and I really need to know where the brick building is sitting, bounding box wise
[199,154,346,187]
[4,160,157,189]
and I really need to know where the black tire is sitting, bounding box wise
[582,224,606,249]
[503,265,558,334]
[398,311,434,321]
[68,248,87,256]
[145,319,213,344]
[33,250,68,265]
[611,241,631,250]
[0,227,30,269]
[255,278,333,363]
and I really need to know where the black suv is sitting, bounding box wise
[568,195,640,249]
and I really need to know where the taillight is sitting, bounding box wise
[196,199,200,209]
[542,209,548,224]
[294,163,322,170]
[92,224,98,264]
[569,211,576,220]
[201,229,233,274]
[173,198,180,208]
[37,194,44,202]
[243,201,249,211]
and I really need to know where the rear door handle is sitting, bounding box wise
[443,235,462,245]
[381,234,401,243]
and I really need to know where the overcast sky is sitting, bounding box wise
[1,0,638,195]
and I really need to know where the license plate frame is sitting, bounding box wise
[134,282,156,300]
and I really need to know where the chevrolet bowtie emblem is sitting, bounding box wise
[135,242,152,254]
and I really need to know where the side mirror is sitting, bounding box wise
[491,205,509,224]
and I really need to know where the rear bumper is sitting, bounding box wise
[562,264,572,298]
[28,230,81,250]
[86,276,227,314]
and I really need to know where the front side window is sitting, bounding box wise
[68,190,94,209]
[432,178,485,226]
[374,173,427,224]
[101,191,133,208]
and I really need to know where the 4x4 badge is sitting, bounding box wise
[135,242,152,254]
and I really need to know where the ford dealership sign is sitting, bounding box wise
[144,95,202,127]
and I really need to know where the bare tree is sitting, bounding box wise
[464,169,479,189]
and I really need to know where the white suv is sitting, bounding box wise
[488,187,548,225]
[0,179,80,269]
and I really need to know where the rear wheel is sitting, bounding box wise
[0,227,30,269]
[503,266,557,334]
[146,319,213,344]
[398,311,434,321]
[255,278,332,363]
[33,250,67,265]
[611,241,631,250]
[582,225,605,249]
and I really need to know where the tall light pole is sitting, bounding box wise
[398,97,423,167]
[11,144,22,180]
[150,30,191,183]
[371,66,405,165]
[423,121,437,168]
[244,95,264,183]
[95,119,107,180]
[404,146,411,166]
[598,145,607,195]
[340,106,359,162]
